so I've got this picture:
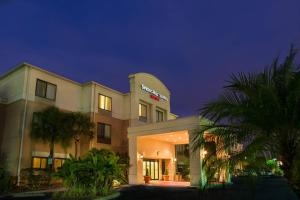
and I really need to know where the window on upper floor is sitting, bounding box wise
[97,123,111,144]
[139,103,147,122]
[35,79,57,100]
[156,109,164,122]
[99,94,112,111]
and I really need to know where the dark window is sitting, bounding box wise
[156,110,164,122]
[32,112,38,123]
[97,123,111,144]
[35,79,57,100]
[139,103,147,122]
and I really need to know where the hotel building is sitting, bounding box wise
[0,63,228,186]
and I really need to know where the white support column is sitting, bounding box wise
[189,129,201,187]
[128,135,138,184]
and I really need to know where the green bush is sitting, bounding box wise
[54,148,125,198]
[266,159,284,176]
[0,167,11,193]
[52,188,95,200]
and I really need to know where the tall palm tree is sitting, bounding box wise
[68,112,94,159]
[31,106,72,171]
[193,46,300,184]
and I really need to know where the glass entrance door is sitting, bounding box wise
[143,159,159,180]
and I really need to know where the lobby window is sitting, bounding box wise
[97,123,111,144]
[54,158,65,169]
[139,103,147,122]
[99,94,112,111]
[156,110,164,122]
[32,157,47,169]
[35,79,57,100]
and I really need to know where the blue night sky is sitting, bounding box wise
[0,1,299,116]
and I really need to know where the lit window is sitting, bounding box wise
[32,157,47,169]
[97,123,111,144]
[139,103,147,122]
[54,158,65,169]
[35,79,57,100]
[156,110,164,122]
[99,95,112,111]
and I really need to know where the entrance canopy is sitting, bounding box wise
[128,116,199,137]
[127,116,202,186]
[139,131,189,145]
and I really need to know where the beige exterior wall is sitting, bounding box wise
[128,116,202,186]
[0,67,26,104]
[91,112,129,154]
[0,99,77,176]
[92,83,127,120]
[137,137,176,183]
[27,67,83,112]
[128,73,171,126]
[1,63,188,183]
[0,100,25,174]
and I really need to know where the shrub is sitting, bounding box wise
[0,167,11,193]
[266,159,284,176]
[116,153,129,184]
[55,148,124,198]
[20,168,50,190]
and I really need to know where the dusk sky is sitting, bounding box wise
[0,0,299,116]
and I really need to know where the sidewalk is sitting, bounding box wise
[0,187,65,199]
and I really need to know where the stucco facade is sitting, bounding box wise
[0,64,178,174]
[0,62,205,186]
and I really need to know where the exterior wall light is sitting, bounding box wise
[138,153,144,160]
[174,158,177,162]
[200,149,208,158]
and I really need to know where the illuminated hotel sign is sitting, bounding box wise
[141,84,168,101]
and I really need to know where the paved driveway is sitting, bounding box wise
[114,176,298,200]
[1,176,297,200]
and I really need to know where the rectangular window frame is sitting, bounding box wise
[98,94,112,112]
[54,158,65,169]
[156,109,164,122]
[139,103,148,122]
[32,156,47,169]
[35,79,57,101]
[97,123,112,144]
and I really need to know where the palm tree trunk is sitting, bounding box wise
[49,137,55,172]
[75,139,78,159]
[281,137,297,181]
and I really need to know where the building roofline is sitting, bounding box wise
[83,81,127,96]
[0,63,27,81]
[128,72,171,94]
[0,62,127,95]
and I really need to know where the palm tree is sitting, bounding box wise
[68,112,94,159]
[31,106,72,171]
[193,46,300,184]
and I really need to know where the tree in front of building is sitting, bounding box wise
[193,46,300,189]
[31,106,72,171]
[67,112,94,159]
